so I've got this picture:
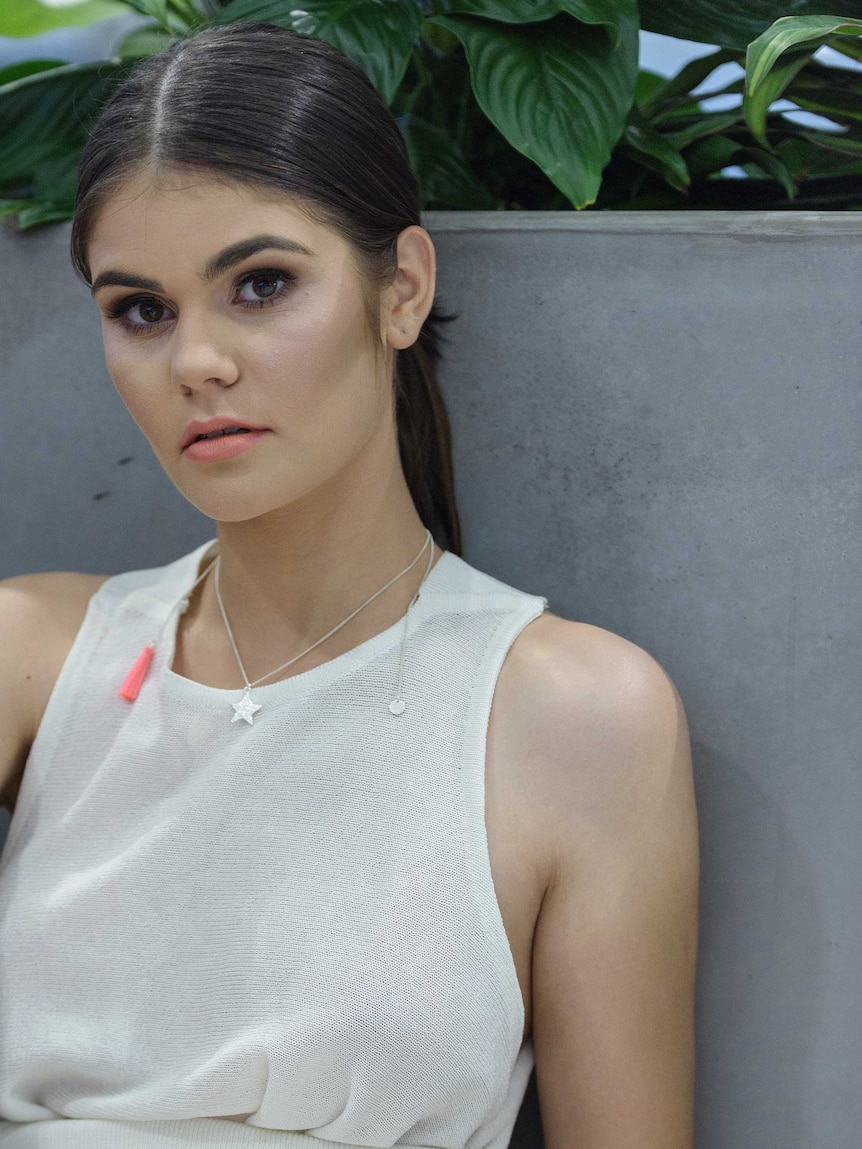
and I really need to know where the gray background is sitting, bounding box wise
[1,211,860,1148]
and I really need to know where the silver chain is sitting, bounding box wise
[214,529,433,696]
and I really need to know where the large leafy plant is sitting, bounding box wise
[2,0,862,229]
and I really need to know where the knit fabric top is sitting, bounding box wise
[0,538,549,1149]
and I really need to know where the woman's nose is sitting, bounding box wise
[169,308,239,391]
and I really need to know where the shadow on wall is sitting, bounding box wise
[694,740,821,1149]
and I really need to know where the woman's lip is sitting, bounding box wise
[182,429,271,462]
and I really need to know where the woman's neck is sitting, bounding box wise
[180,481,441,688]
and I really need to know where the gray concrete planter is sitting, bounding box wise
[1,211,860,1149]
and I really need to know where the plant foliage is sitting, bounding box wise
[2,0,862,228]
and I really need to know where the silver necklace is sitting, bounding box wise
[213,530,435,726]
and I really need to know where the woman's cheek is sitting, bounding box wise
[102,328,137,397]
[103,350,162,441]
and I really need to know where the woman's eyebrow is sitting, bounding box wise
[90,234,315,296]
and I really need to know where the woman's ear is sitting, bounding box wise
[382,225,437,351]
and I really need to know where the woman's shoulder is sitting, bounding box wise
[0,571,112,812]
[496,610,692,857]
[0,570,113,644]
[0,570,113,698]
[510,610,683,713]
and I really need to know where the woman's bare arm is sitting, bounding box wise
[525,620,699,1148]
[0,572,110,815]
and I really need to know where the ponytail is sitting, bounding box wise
[394,302,462,556]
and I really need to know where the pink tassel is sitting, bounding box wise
[118,644,155,701]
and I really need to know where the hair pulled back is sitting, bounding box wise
[70,22,461,555]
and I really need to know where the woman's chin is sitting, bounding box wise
[165,478,293,524]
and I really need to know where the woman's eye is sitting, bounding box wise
[106,299,172,334]
[236,271,291,306]
[133,300,169,326]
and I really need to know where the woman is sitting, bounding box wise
[0,22,699,1149]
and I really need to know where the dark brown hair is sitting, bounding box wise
[70,22,461,554]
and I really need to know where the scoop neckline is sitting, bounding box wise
[159,538,454,709]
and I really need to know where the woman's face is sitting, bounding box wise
[87,168,406,523]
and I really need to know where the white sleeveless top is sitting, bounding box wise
[0,539,548,1148]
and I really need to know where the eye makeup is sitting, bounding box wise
[103,268,297,336]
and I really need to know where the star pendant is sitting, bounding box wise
[231,690,262,726]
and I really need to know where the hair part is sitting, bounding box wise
[71,22,462,555]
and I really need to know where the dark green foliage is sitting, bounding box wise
[2,0,861,228]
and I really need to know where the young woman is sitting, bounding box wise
[0,22,699,1149]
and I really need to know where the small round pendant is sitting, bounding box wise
[389,698,406,715]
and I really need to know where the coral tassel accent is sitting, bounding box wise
[118,644,155,701]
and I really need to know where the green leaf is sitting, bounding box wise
[773,133,860,177]
[796,128,862,158]
[620,108,690,190]
[398,111,499,208]
[15,201,79,229]
[634,69,669,105]
[118,0,202,34]
[638,47,742,119]
[747,34,862,141]
[745,15,862,147]
[732,146,797,197]
[212,0,423,105]
[827,35,862,62]
[118,0,171,26]
[683,133,745,177]
[426,10,640,209]
[422,20,459,54]
[661,111,744,150]
[744,53,817,148]
[639,0,862,53]
[31,152,80,204]
[747,16,862,94]
[683,131,796,197]
[115,22,176,56]
[0,0,128,37]
[784,85,862,128]
[735,15,862,147]
[0,59,67,87]
[430,0,636,51]
[775,135,862,191]
[0,199,33,219]
[0,61,133,213]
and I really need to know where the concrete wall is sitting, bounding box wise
[1,211,860,1147]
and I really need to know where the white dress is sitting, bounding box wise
[0,539,548,1148]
